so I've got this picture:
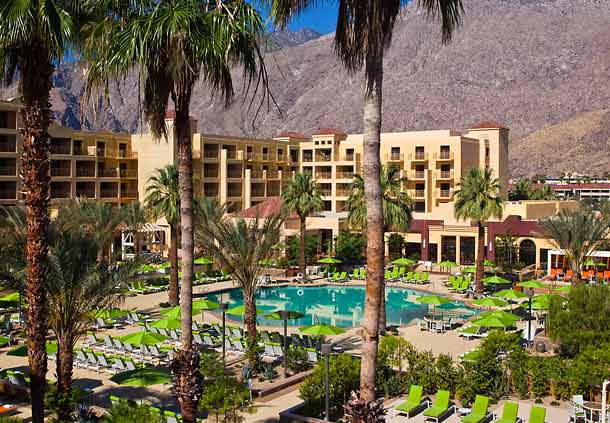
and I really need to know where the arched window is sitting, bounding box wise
[519,239,537,266]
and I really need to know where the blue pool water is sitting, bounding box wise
[207,285,477,328]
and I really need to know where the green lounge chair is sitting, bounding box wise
[338,271,348,282]
[398,267,406,278]
[447,275,456,287]
[391,267,400,280]
[461,395,491,423]
[494,402,521,423]
[423,390,455,423]
[395,385,428,417]
[405,271,414,282]
[360,268,367,279]
[420,272,430,284]
[527,406,546,423]
[385,270,392,281]
[328,272,339,282]
[350,268,360,279]
[412,272,421,283]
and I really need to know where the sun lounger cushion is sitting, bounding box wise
[461,395,490,423]
[495,402,519,423]
[395,385,424,415]
[528,406,546,423]
[424,390,451,418]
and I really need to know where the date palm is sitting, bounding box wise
[346,164,413,331]
[541,209,610,284]
[282,172,323,274]
[77,201,125,262]
[453,168,503,293]
[270,0,462,402]
[199,216,282,367]
[47,231,132,421]
[85,3,270,419]
[0,2,83,418]
[194,197,226,257]
[122,201,147,261]
[145,165,180,306]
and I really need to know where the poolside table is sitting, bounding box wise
[583,401,606,423]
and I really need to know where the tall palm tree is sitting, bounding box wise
[270,0,462,402]
[194,196,226,258]
[199,216,282,367]
[282,172,323,274]
[46,231,132,421]
[122,201,148,260]
[145,165,180,306]
[85,3,270,419]
[530,184,557,201]
[453,168,503,293]
[345,164,413,332]
[77,201,125,262]
[508,179,533,201]
[541,209,610,284]
[0,2,84,419]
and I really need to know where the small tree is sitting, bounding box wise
[387,233,405,260]
[335,232,365,265]
[282,173,324,274]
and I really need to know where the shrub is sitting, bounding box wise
[387,234,404,260]
[286,235,321,266]
[286,346,312,374]
[102,401,164,423]
[200,376,252,423]
[299,353,360,420]
[434,354,463,394]
[335,232,365,265]
[200,350,225,379]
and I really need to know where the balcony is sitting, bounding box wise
[100,189,118,198]
[336,171,354,179]
[120,169,138,178]
[51,167,71,177]
[50,182,71,199]
[249,169,263,179]
[336,189,351,197]
[75,189,95,198]
[0,181,17,200]
[434,151,454,161]
[0,136,17,153]
[411,170,426,180]
[76,166,95,177]
[50,143,71,155]
[284,219,300,230]
[314,152,332,162]
[436,170,454,180]
[386,152,404,162]
[251,188,266,198]
[266,170,279,179]
[226,150,243,160]
[0,166,16,176]
[413,189,426,199]
[409,152,429,161]
[315,171,332,180]
[203,150,219,159]
[302,153,313,163]
[98,168,118,178]
[436,188,453,199]
[121,190,138,198]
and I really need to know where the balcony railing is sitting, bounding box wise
[336,171,354,179]
[414,189,425,198]
[51,145,71,155]
[121,190,138,198]
[249,169,263,179]
[284,220,300,230]
[252,190,266,198]
[0,167,16,176]
[98,169,118,177]
[51,190,71,199]
[267,189,280,196]
[226,150,238,160]
[315,172,332,179]
[204,151,219,159]
[413,170,426,179]
[75,190,95,198]
[51,168,71,177]
[434,151,454,161]
[227,191,242,198]
[436,170,454,180]
[0,190,17,200]
[76,167,95,177]
[204,170,219,178]
[386,152,404,161]
[302,154,313,163]
[315,153,332,162]
[409,152,428,161]
[320,189,332,196]
[100,189,118,198]
[0,139,17,153]
[437,189,452,198]
[120,169,138,178]
[266,170,279,179]
[336,190,351,197]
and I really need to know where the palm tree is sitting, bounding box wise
[0,2,85,419]
[85,3,270,419]
[194,197,226,258]
[145,165,180,306]
[508,179,533,201]
[46,231,132,421]
[270,0,462,402]
[76,201,125,262]
[345,164,413,332]
[530,184,557,200]
[541,209,610,284]
[453,168,504,293]
[282,173,323,274]
[122,201,148,260]
[200,216,282,367]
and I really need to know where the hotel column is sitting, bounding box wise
[219,148,227,205]
[244,168,252,209]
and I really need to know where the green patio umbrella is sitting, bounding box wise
[150,318,181,330]
[299,324,345,336]
[391,257,415,266]
[0,292,20,303]
[318,257,342,264]
[0,335,8,346]
[7,341,57,357]
[483,275,510,285]
[584,258,603,267]
[517,280,548,289]
[553,285,571,294]
[471,314,516,328]
[192,298,220,311]
[463,266,477,273]
[94,308,129,319]
[472,297,509,308]
[110,368,171,387]
[494,289,527,300]
[194,257,213,265]
[161,306,184,319]
[120,331,168,346]
[226,304,270,316]
[478,310,520,322]
[414,295,450,306]
[523,294,565,310]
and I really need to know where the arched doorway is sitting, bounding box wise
[519,239,537,266]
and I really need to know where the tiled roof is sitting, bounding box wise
[469,121,507,130]
[313,128,347,136]
[276,131,307,139]
[234,197,297,219]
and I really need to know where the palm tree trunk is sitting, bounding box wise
[299,215,306,274]
[173,102,201,423]
[56,338,74,422]
[169,223,179,306]
[359,51,384,403]
[20,46,54,423]
[475,221,485,293]
[243,291,258,367]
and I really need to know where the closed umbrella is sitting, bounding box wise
[472,297,509,308]
[522,294,565,310]
[391,257,415,266]
[299,324,345,336]
[94,308,129,319]
[483,275,510,285]
[494,289,527,300]
[150,318,181,330]
[110,368,171,387]
[120,331,168,346]
[318,257,342,264]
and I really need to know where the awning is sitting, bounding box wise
[121,223,167,233]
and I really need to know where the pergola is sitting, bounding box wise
[121,223,166,260]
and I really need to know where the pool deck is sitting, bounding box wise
[1,271,563,422]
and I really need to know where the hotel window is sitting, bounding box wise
[73,140,83,155]
[262,147,269,160]
[290,149,299,162]
[246,145,253,160]
[278,148,284,160]
[96,141,105,157]
[346,148,354,160]
[391,147,401,160]
[441,164,451,179]
[414,201,425,213]
[415,165,425,179]
[415,183,425,198]
[119,143,127,158]
[415,146,425,160]
[440,145,450,159]
[440,183,450,198]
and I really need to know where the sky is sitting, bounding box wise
[283,3,338,34]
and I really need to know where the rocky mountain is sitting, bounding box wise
[3,0,610,177]
[265,28,322,51]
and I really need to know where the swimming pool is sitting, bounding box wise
[207,285,477,328]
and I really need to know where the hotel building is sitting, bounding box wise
[0,99,580,273]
